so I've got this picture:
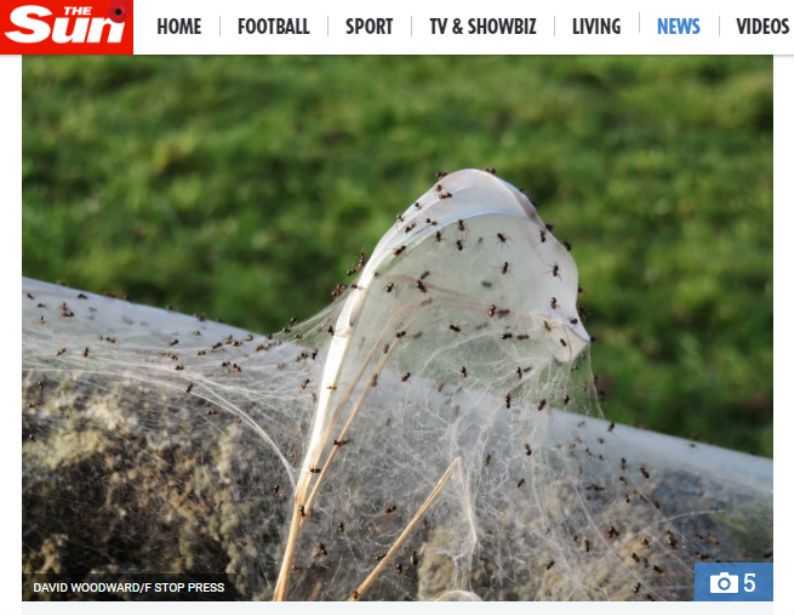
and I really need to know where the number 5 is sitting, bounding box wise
[744,572,756,593]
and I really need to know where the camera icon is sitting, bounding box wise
[710,572,739,594]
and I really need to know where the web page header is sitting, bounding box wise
[0,0,792,55]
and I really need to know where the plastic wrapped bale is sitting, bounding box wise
[21,169,772,601]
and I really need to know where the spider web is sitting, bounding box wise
[22,170,772,601]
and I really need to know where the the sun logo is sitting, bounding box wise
[1,1,133,53]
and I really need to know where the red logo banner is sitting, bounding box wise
[0,0,133,54]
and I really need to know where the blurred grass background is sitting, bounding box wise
[22,56,772,456]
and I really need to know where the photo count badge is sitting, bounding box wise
[694,562,772,601]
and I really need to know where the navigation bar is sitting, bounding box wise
[132,1,793,55]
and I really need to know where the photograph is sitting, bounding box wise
[21,55,772,601]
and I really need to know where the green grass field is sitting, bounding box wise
[22,56,772,456]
